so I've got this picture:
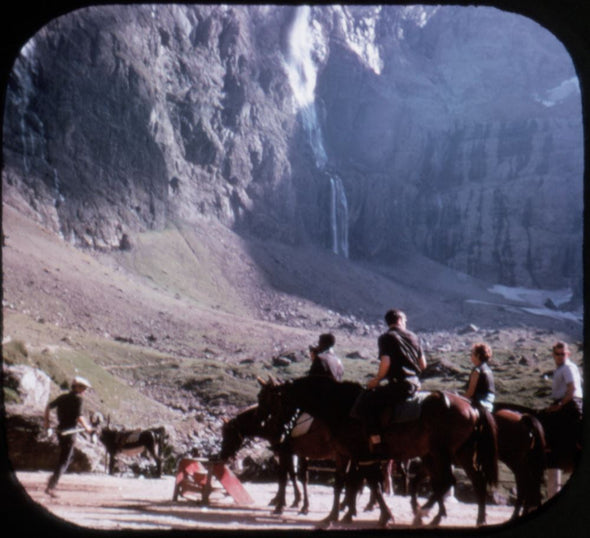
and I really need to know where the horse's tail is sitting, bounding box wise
[475,405,499,487]
[522,413,547,504]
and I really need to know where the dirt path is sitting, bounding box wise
[14,470,516,531]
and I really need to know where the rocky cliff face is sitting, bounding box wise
[2,5,583,295]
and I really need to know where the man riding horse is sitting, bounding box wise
[355,309,427,455]
[542,341,583,496]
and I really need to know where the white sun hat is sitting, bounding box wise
[71,376,92,389]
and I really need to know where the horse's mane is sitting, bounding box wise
[290,376,362,391]
[286,376,363,422]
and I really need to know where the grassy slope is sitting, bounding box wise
[2,205,583,440]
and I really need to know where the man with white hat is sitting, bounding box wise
[43,376,94,496]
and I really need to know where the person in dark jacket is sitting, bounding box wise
[308,333,343,381]
[463,343,495,412]
[361,309,427,452]
[43,376,94,496]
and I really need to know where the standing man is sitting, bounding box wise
[364,309,427,452]
[44,376,94,497]
[308,333,344,381]
[543,342,583,497]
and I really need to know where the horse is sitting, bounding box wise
[493,408,546,518]
[218,404,301,511]
[91,413,166,477]
[218,401,346,515]
[494,401,581,475]
[256,376,498,527]
[404,407,546,520]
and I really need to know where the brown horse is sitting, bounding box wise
[494,401,581,475]
[406,406,547,521]
[494,408,546,518]
[218,401,346,515]
[257,376,498,527]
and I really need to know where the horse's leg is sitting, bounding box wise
[408,459,429,526]
[146,439,162,478]
[289,455,302,508]
[384,460,394,496]
[271,452,289,514]
[510,467,525,520]
[418,453,452,527]
[366,462,395,528]
[409,477,421,525]
[456,444,487,526]
[323,458,347,524]
[401,460,410,496]
[365,460,390,510]
[298,457,310,514]
[364,486,376,511]
[341,463,361,523]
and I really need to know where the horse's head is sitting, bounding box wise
[256,376,296,433]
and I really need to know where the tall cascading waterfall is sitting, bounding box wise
[330,176,349,257]
[285,5,349,257]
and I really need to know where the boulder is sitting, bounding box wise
[3,364,51,413]
[4,414,104,472]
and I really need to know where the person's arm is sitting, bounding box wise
[417,350,427,372]
[464,370,479,399]
[367,355,390,389]
[547,382,575,412]
[43,405,51,429]
[77,415,94,433]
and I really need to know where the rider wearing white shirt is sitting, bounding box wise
[547,342,583,415]
[543,342,583,497]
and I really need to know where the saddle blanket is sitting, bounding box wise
[291,412,314,438]
[387,391,429,424]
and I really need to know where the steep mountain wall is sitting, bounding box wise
[2,5,583,294]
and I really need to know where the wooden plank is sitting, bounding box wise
[210,462,254,505]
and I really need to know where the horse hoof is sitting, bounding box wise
[321,515,338,526]
[378,515,392,528]
[429,515,443,527]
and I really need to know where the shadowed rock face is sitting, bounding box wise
[2,4,583,292]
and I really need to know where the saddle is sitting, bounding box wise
[379,391,429,427]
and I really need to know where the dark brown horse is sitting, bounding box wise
[218,401,344,515]
[494,408,546,518]
[257,376,498,527]
[494,401,581,475]
[218,404,301,512]
[405,406,546,521]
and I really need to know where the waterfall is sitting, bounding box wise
[286,6,349,257]
[330,176,349,257]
